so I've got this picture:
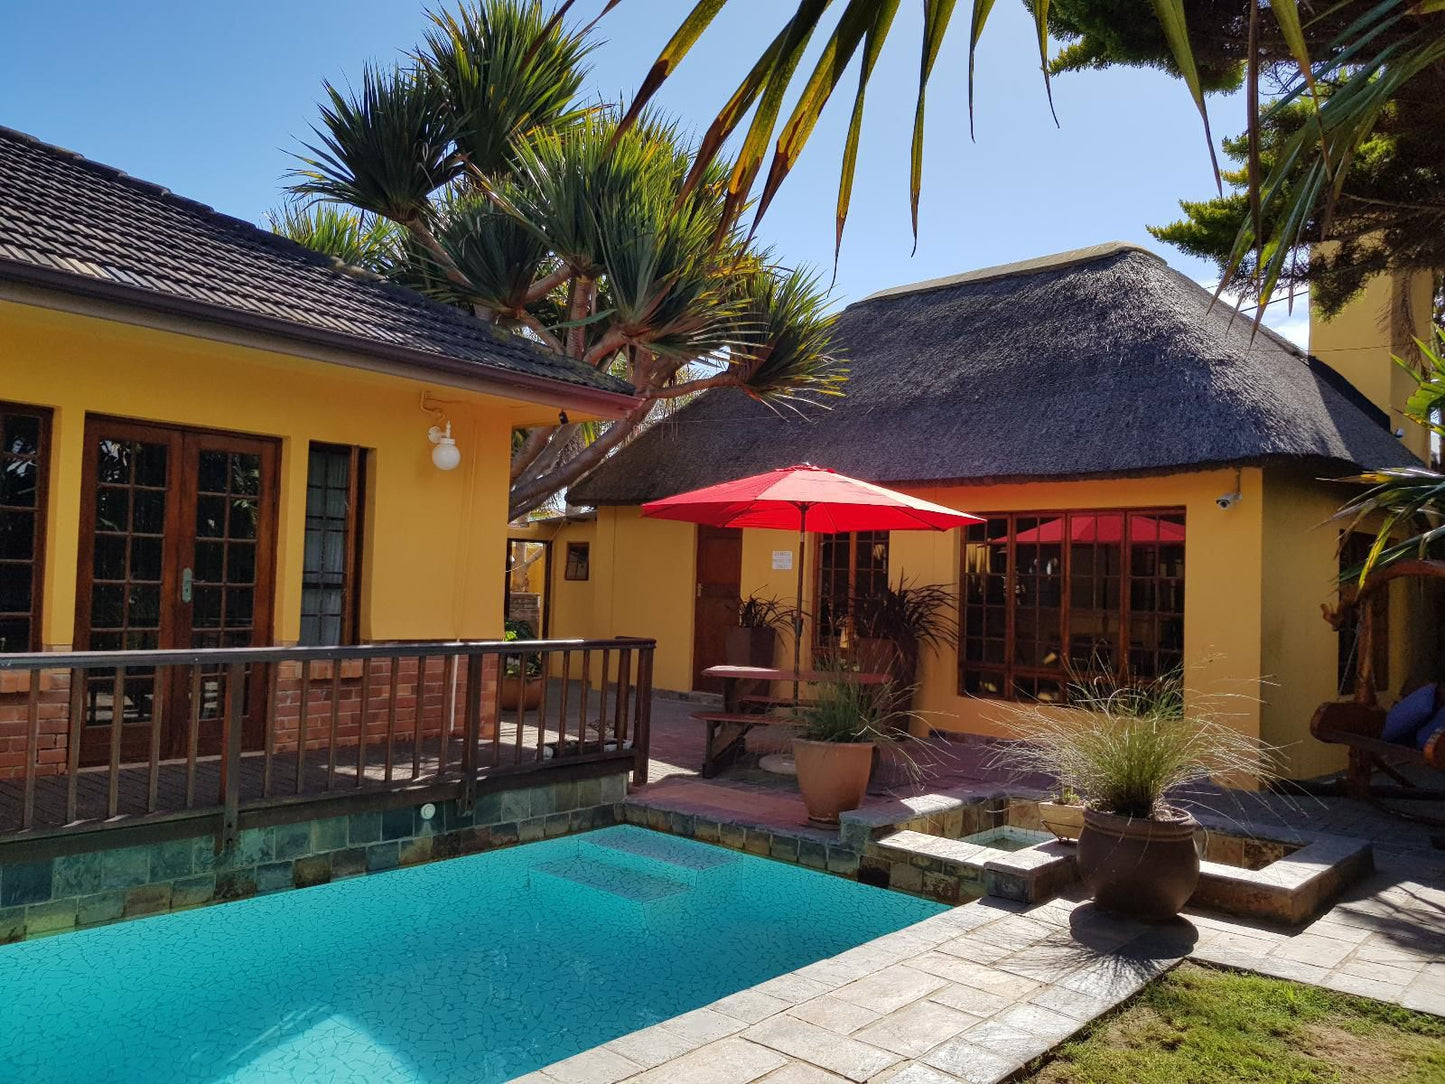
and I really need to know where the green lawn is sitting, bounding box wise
[1026,963,1445,1084]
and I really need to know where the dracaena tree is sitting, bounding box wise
[274,0,845,519]
[618,0,1442,326]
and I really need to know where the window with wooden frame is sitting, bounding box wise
[960,510,1185,702]
[815,531,890,646]
[299,443,365,646]
[0,402,51,653]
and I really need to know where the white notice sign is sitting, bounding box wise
[772,550,794,571]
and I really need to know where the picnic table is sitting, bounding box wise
[693,665,889,777]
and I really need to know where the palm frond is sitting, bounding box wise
[289,63,460,224]
[420,0,591,178]
[265,202,404,275]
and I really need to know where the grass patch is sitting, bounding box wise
[1025,962,1444,1084]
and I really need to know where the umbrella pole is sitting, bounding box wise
[793,505,807,707]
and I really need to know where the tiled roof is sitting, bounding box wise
[0,126,632,401]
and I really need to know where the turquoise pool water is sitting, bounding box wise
[0,826,943,1083]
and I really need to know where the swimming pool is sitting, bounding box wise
[0,825,943,1083]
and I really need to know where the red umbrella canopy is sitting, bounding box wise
[641,465,980,533]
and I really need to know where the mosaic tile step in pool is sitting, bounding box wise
[0,825,943,1084]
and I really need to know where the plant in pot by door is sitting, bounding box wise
[725,595,785,668]
[793,675,914,826]
[993,670,1276,921]
[852,576,957,720]
[500,620,544,711]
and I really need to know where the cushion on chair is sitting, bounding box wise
[1382,682,1437,744]
[1416,708,1445,751]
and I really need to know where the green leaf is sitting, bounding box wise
[835,1,900,268]
[754,0,879,225]
[1145,0,1221,190]
[967,0,996,140]
[618,0,729,136]
[911,0,961,250]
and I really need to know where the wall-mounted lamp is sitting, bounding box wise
[428,421,461,471]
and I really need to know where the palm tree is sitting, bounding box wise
[275,0,845,519]
[1335,325,1445,583]
[620,0,1444,323]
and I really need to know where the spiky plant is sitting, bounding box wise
[990,669,1279,819]
[275,1,845,519]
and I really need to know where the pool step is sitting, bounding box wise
[581,827,741,874]
[530,856,693,903]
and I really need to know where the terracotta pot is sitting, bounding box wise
[499,675,543,711]
[793,738,874,825]
[725,625,778,668]
[1038,800,1086,843]
[1077,808,1201,920]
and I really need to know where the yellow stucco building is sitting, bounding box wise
[0,126,635,662]
[545,244,1436,780]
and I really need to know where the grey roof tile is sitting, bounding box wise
[0,125,630,399]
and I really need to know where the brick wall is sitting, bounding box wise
[0,654,503,781]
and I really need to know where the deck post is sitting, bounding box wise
[459,652,483,813]
[218,661,246,852]
[632,645,653,787]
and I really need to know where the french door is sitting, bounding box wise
[74,417,278,765]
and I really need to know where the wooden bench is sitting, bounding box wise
[1310,699,1445,799]
[691,710,799,778]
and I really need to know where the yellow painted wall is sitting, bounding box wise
[1259,471,1351,779]
[1311,267,1436,463]
[3,299,546,646]
[545,509,697,691]
[889,470,1267,754]
[562,467,1386,778]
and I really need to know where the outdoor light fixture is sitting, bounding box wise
[421,391,463,471]
[428,421,461,471]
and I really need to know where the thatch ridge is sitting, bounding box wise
[570,245,1414,506]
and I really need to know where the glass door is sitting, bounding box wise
[75,418,278,765]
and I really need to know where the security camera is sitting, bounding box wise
[1216,491,1242,510]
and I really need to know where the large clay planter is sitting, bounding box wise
[725,626,778,668]
[793,738,874,825]
[499,675,543,712]
[1077,808,1201,920]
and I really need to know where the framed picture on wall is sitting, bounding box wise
[564,542,590,581]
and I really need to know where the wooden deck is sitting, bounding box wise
[0,667,643,841]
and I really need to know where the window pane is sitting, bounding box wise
[299,445,361,646]
[960,508,1185,700]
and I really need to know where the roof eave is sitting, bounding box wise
[0,259,639,418]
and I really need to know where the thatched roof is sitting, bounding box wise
[571,243,1416,505]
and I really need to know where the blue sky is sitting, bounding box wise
[0,0,1307,344]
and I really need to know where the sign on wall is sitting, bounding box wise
[772,550,793,571]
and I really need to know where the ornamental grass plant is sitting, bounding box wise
[991,669,1280,819]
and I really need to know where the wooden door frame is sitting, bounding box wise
[692,525,743,693]
[73,415,280,763]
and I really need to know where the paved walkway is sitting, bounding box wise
[510,693,1445,1083]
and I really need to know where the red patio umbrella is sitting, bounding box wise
[642,465,981,688]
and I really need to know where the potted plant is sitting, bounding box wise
[500,620,544,711]
[725,595,785,668]
[853,575,958,715]
[793,674,914,825]
[993,670,1276,920]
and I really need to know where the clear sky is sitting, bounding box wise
[0,0,1306,345]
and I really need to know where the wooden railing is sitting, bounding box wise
[0,637,654,848]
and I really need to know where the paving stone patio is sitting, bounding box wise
[511,692,1445,1083]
